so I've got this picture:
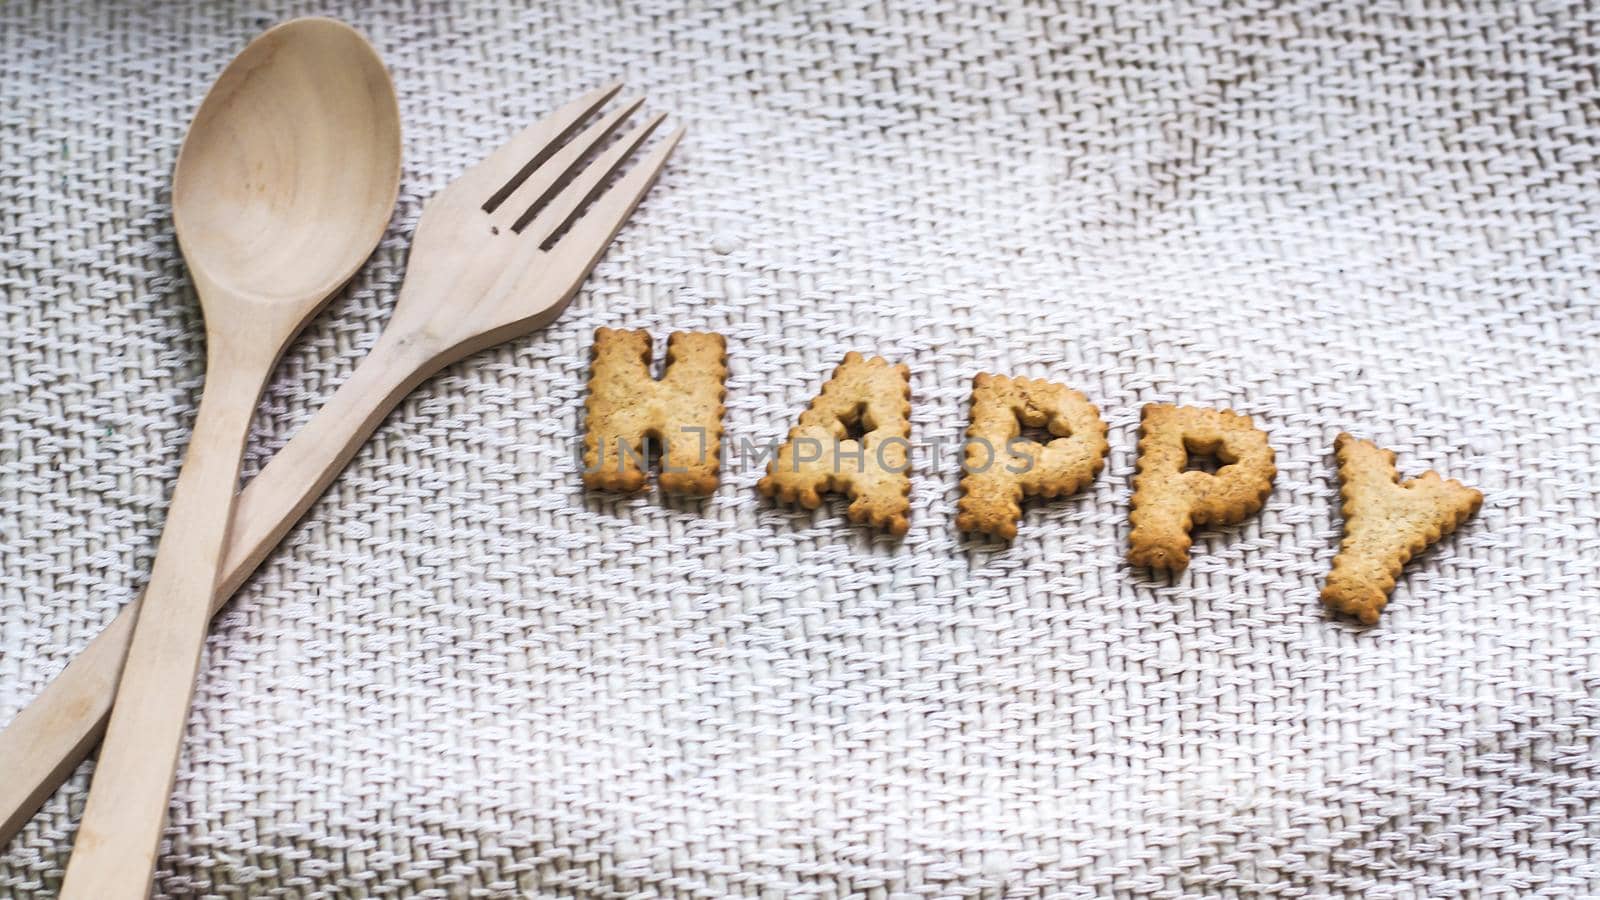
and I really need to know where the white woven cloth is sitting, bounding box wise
[4,1,1599,896]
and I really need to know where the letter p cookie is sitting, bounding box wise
[1127,404,1277,572]
[956,374,1109,539]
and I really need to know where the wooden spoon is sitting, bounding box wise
[58,19,400,898]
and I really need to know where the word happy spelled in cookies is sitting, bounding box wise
[580,331,1481,623]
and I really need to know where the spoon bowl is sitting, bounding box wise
[173,17,401,304]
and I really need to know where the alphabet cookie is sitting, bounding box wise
[583,328,728,495]
[757,351,912,535]
[1127,403,1276,572]
[1321,433,1482,624]
[956,373,1108,539]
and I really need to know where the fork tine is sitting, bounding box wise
[550,125,685,257]
[486,96,645,232]
[516,113,668,245]
[475,81,623,214]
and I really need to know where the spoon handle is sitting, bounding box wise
[57,336,281,899]
[0,330,440,854]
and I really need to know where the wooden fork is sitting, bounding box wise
[0,83,683,851]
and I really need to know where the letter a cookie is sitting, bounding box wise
[1127,404,1276,572]
[1322,433,1482,624]
[956,374,1109,540]
[583,328,729,495]
[757,351,912,535]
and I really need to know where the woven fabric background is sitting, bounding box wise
[4,0,1599,897]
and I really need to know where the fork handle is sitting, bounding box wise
[0,329,441,855]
